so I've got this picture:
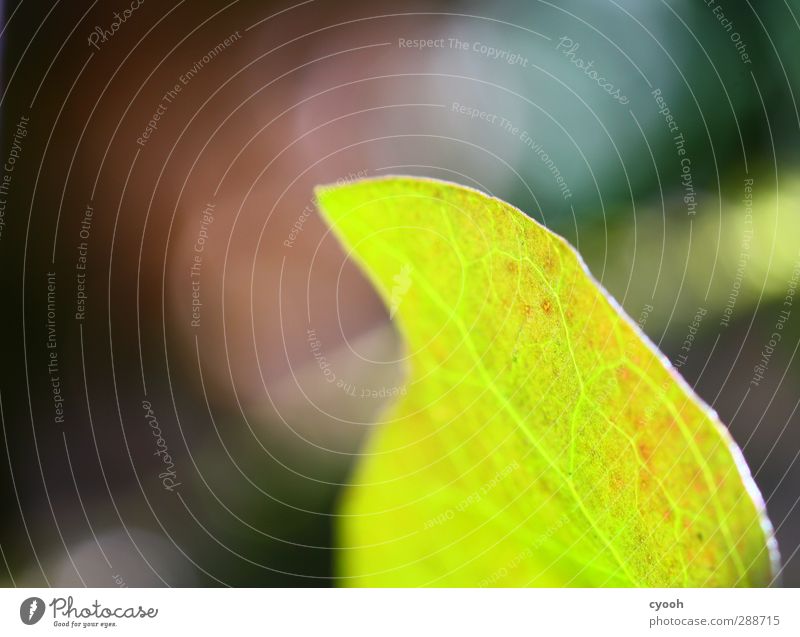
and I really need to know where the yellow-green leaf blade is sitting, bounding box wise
[315,176,778,587]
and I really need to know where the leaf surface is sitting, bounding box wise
[315,176,778,587]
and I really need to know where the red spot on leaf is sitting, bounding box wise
[691,470,705,493]
[543,251,556,274]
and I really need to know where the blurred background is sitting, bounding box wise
[0,0,798,586]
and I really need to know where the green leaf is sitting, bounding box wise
[315,176,778,587]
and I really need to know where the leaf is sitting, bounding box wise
[315,176,779,587]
